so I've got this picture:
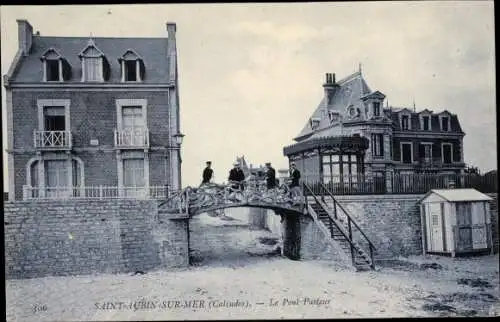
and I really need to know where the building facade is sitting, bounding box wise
[4,20,183,201]
[283,70,466,191]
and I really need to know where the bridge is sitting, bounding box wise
[158,157,376,271]
[158,181,305,217]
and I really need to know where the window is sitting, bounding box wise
[401,115,410,130]
[310,118,320,130]
[123,158,145,197]
[373,102,380,117]
[46,60,60,81]
[371,134,384,157]
[44,107,66,131]
[45,160,69,197]
[441,116,450,131]
[321,154,362,184]
[328,111,340,124]
[401,143,413,164]
[119,50,144,82]
[442,143,453,164]
[389,136,393,159]
[422,116,430,131]
[84,57,102,82]
[41,48,67,82]
[79,40,106,82]
[419,143,433,162]
[121,106,146,146]
[125,60,137,81]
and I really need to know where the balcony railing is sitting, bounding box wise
[114,128,150,148]
[22,185,167,200]
[34,130,72,149]
[418,157,461,167]
[301,172,497,195]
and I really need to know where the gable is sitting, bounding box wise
[40,48,62,60]
[78,39,106,58]
[120,49,143,61]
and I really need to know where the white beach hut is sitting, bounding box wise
[419,188,493,257]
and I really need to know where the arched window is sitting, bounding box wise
[26,157,84,188]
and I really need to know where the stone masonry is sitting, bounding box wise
[4,199,189,280]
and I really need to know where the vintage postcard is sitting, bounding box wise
[2,2,498,321]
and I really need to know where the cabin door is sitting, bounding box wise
[429,203,444,252]
[456,202,473,251]
[470,202,488,249]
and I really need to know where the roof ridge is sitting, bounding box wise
[37,36,167,40]
[336,71,362,86]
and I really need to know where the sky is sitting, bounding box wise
[1,2,496,189]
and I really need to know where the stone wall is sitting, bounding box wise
[4,199,189,280]
[329,193,499,260]
[299,215,351,267]
[488,193,498,253]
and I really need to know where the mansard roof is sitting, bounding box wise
[9,35,170,84]
[294,71,372,141]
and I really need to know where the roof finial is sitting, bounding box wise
[358,62,362,74]
[413,98,416,112]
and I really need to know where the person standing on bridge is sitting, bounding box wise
[265,162,277,190]
[228,162,245,191]
[289,162,302,201]
[201,161,213,186]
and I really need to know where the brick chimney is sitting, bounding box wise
[17,19,33,56]
[323,72,338,105]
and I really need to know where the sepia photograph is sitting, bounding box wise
[1,2,498,320]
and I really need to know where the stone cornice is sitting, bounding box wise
[8,82,175,90]
[393,131,465,138]
[6,146,170,154]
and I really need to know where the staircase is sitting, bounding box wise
[304,183,376,271]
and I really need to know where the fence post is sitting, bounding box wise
[385,168,393,194]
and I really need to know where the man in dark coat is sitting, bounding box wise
[201,161,213,185]
[265,162,276,190]
[289,162,301,199]
[228,162,245,190]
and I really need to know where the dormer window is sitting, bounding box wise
[78,39,110,82]
[373,102,381,117]
[119,50,145,83]
[40,48,71,82]
[401,115,410,130]
[310,118,320,130]
[328,111,340,124]
[46,59,60,81]
[439,115,450,132]
[422,116,430,131]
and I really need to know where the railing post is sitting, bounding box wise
[99,185,103,199]
[348,217,355,266]
[333,199,338,220]
[369,244,374,268]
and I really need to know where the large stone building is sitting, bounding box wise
[283,70,466,191]
[3,19,183,200]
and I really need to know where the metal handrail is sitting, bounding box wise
[303,183,356,246]
[319,182,377,251]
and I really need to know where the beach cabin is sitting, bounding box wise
[419,189,493,257]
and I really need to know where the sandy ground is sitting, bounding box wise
[6,212,500,321]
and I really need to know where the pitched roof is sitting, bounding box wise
[420,188,493,203]
[294,71,371,141]
[10,35,170,84]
